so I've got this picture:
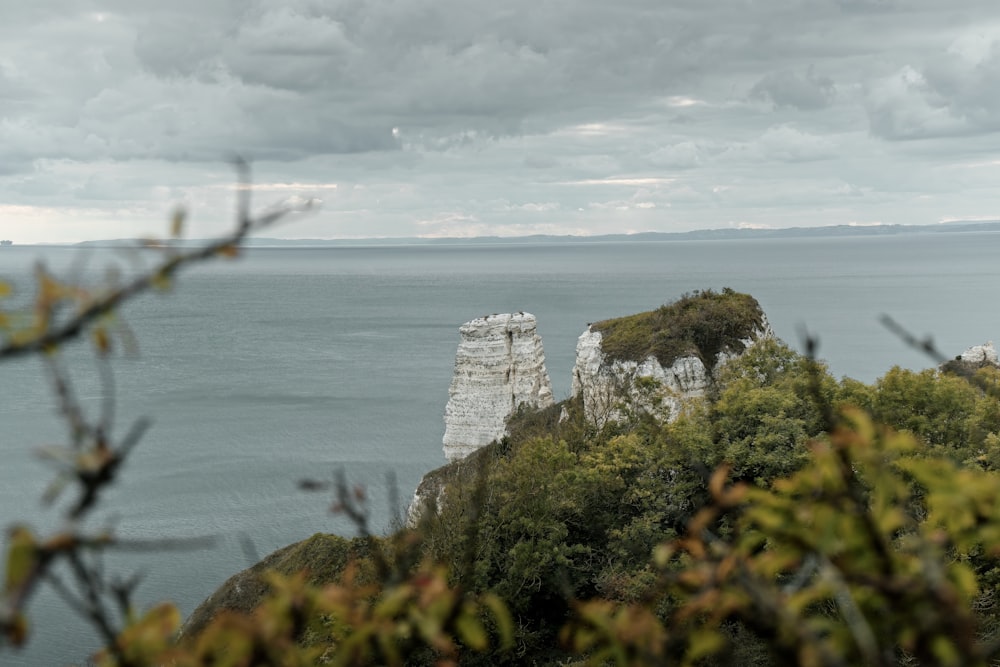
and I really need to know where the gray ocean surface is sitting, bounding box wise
[2,232,999,665]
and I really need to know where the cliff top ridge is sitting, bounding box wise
[590,288,766,370]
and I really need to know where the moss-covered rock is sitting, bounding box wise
[591,288,765,370]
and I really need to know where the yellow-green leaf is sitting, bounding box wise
[92,326,111,356]
[482,593,513,649]
[455,612,488,651]
[686,628,725,661]
[4,526,37,594]
[151,271,172,292]
[931,635,960,667]
[170,208,186,238]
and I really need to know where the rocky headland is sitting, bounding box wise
[572,297,772,426]
[188,289,777,630]
[410,289,771,523]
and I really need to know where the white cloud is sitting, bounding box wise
[497,201,560,212]
[556,177,676,186]
[662,96,706,108]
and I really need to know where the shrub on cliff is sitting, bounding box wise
[590,287,764,370]
[709,338,836,486]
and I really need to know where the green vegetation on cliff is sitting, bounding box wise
[182,333,1000,666]
[182,534,370,639]
[406,343,1000,665]
[590,288,765,369]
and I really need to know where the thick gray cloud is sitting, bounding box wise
[866,29,1000,140]
[2,0,1000,241]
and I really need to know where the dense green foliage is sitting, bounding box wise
[590,288,764,369]
[414,339,827,661]
[407,340,1000,665]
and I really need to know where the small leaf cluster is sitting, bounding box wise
[96,560,512,667]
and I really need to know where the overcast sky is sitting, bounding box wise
[3,1,1000,242]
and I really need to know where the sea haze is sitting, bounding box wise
[2,231,999,665]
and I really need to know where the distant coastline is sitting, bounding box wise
[70,219,1000,248]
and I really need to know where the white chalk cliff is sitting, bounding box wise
[959,341,999,366]
[571,314,773,426]
[442,313,554,461]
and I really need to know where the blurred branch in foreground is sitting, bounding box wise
[0,160,316,664]
[0,159,317,360]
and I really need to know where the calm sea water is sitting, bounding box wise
[2,232,1000,664]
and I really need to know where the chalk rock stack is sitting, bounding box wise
[571,314,773,427]
[442,313,554,461]
[959,341,999,366]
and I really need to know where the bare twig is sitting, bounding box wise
[881,314,1000,398]
[879,315,947,365]
[798,327,836,433]
[0,168,315,361]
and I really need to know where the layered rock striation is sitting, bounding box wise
[442,312,554,462]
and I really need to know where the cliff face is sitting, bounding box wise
[960,341,999,365]
[941,341,1000,376]
[442,312,554,462]
[571,329,711,426]
[572,292,772,426]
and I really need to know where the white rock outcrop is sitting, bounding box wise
[959,341,999,366]
[571,314,773,426]
[442,313,554,461]
[406,472,447,528]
